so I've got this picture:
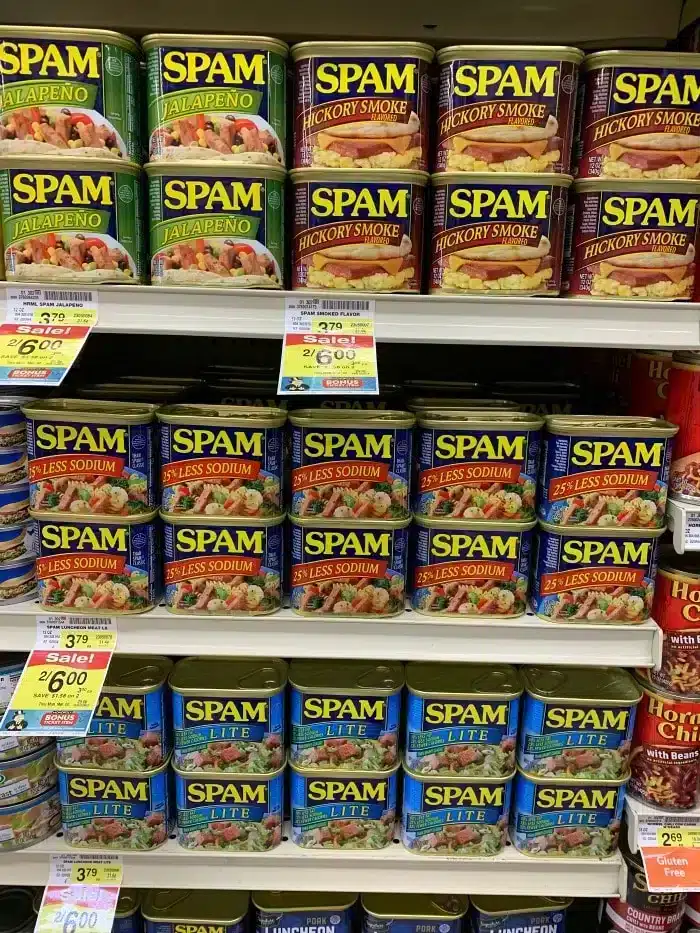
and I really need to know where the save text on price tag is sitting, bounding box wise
[278,297,378,395]
[0,287,98,386]
[35,854,123,933]
[0,616,116,736]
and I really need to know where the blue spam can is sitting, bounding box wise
[0,554,35,605]
[142,890,249,933]
[255,892,357,933]
[362,894,468,933]
[470,897,571,933]
[113,891,141,933]
[0,448,26,487]
[0,484,29,525]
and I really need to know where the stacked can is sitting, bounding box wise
[288,659,402,849]
[667,352,700,506]
[0,397,35,606]
[158,404,286,616]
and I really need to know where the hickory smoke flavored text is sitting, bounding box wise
[292,42,433,170]
[430,173,571,295]
[436,46,582,175]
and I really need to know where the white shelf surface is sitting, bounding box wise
[667,499,700,554]
[625,795,700,855]
[0,831,626,896]
[0,602,662,666]
[4,284,700,349]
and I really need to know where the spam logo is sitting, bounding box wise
[35,423,127,453]
[425,701,509,726]
[602,196,698,228]
[162,49,265,86]
[175,528,265,555]
[163,180,264,213]
[174,927,227,933]
[95,694,144,722]
[535,786,619,811]
[435,433,526,461]
[68,776,149,801]
[186,780,268,805]
[171,427,264,457]
[40,524,128,553]
[303,431,393,460]
[453,63,559,99]
[0,41,100,78]
[570,439,665,468]
[561,539,653,566]
[184,698,268,724]
[308,779,387,802]
[304,530,391,557]
[424,784,506,808]
[612,70,700,107]
[11,171,113,207]
[303,696,386,722]
[544,704,630,732]
[315,61,417,95]
[311,187,409,218]
[448,186,549,220]
[430,532,519,560]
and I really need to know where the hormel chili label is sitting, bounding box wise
[291,169,426,292]
[430,174,570,296]
[576,55,700,180]
[565,181,700,300]
[627,351,671,419]
[435,49,582,174]
[292,44,432,170]
[650,565,700,696]
[667,359,700,502]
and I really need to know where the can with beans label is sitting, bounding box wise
[649,558,700,696]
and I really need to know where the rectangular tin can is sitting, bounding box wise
[0,447,26,486]
[362,894,468,933]
[0,555,35,605]
[0,786,61,852]
[142,890,249,933]
[470,897,571,933]
[0,522,35,565]
[255,892,357,933]
[112,891,141,933]
[170,656,286,773]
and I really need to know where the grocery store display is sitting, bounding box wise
[650,556,700,695]
[667,352,700,502]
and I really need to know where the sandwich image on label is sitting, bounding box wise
[449,115,560,172]
[315,111,421,166]
[0,559,36,604]
[607,133,700,178]
[593,244,696,298]
[310,234,414,288]
[445,236,553,293]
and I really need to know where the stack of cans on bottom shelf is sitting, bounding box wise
[0,396,36,606]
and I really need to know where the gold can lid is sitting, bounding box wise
[432,172,573,188]
[362,894,469,920]
[290,168,428,187]
[521,666,642,705]
[516,764,629,787]
[470,896,572,917]
[545,414,678,437]
[438,44,583,64]
[538,519,665,539]
[253,893,357,912]
[142,33,288,55]
[57,755,170,779]
[116,891,141,918]
[146,162,286,182]
[157,403,286,427]
[0,24,140,56]
[415,515,536,534]
[104,656,172,694]
[291,41,434,63]
[406,661,522,699]
[290,659,404,694]
[170,657,287,696]
[22,398,157,424]
[142,891,249,925]
[583,49,700,69]
[417,409,543,429]
[574,178,700,197]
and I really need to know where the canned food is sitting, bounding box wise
[537,415,677,528]
[290,516,410,617]
[33,511,160,614]
[470,897,571,933]
[435,46,582,174]
[0,556,35,605]
[627,352,671,419]
[255,893,357,933]
[531,522,662,623]
[564,180,700,300]
[401,763,512,856]
[162,514,283,615]
[429,173,571,296]
[291,168,427,293]
[143,891,249,933]
[0,158,145,284]
[56,655,172,770]
[510,769,626,857]
[170,656,286,772]
[289,659,403,770]
[57,758,172,848]
[0,26,141,163]
[0,786,60,852]
[362,895,468,933]
[290,761,397,849]
[0,887,35,933]
[174,762,284,850]
[158,404,285,517]
[413,410,542,521]
[575,51,700,180]
[0,484,29,525]
[291,41,433,170]
[0,523,35,564]
[0,396,33,448]
[0,745,56,805]
[146,162,285,288]
[405,662,521,776]
[0,448,26,486]
[0,654,51,763]
[490,382,581,417]
[518,665,641,778]
[289,409,413,521]
[412,518,535,618]
[629,675,700,810]
[667,353,700,503]
[648,557,700,695]
[23,399,157,517]
[143,34,287,165]
[112,891,141,933]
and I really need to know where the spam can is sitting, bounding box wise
[290,761,398,849]
[112,891,141,933]
[56,655,172,771]
[0,745,56,806]
[33,511,160,614]
[470,897,571,933]
[518,665,641,779]
[174,762,284,850]
[142,891,249,933]
[0,556,35,605]
[255,893,357,933]
[0,523,35,564]
[157,404,285,517]
[0,448,26,487]
[170,656,286,773]
[0,786,60,851]
[23,399,157,517]
[413,410,542,521]
[405,662,521,777]
[412,517,535,618]
[289,659,403,770]
[362,894,468,933]
[531,522,662,623]
[537,415,677,527]
[510,769,626,857]
[401,763,512,856]
[290,516,410,617]
[162,513,283,615]
[0,484,29,525]
[0,396,33,448]
[290,409,413,521]
[57,758,172,849]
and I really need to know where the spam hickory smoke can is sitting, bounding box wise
[290,761,398,849]
[362,895,469,933]
[143,34,287,165]
[170,656,286,772]
[143,891,249,933]
[436,46,582,174]
[650,556,700,695]
[667,352,700,504]
[430,173,571,296]
[291,169,426,292]
[158,404,285,517]
[531,523,662,623]
[405,662,521,777]
[162,514,283,615]
[289,659,403,770]
[412,518,535,618]
[537,415,677,528]
[256,893,357,933]
[146,163,285,288]
[290,516,410,617]
[290,409,413,520]
[292,42,433,170]
[470,897,571,933]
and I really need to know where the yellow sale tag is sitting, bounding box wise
[70,862,123,885]
[657,828,700,847]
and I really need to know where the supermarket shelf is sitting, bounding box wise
[3,284,700,349]
[0,602,663,666]
[0,831,627,896]
[625,795,700,855]
[667,499,700,554]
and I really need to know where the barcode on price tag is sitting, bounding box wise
[317,299,373,312]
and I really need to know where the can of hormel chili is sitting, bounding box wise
[627,352,672,419]
[666,352,700,504]
[647,556,700,697]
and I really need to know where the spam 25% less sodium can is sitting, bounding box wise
[142,891,249,933]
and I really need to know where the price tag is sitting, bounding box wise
[35,855,123,933]
[50,854,123,887]
[639,816,700,890]
[278,297,378,394]
[0,287,97,386]
[687,511,700,550]
[37,615,117,652]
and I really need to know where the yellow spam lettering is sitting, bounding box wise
[435,433,525,460]
[175,927,225,933]
[562,539,652,565]
[308,780,386,802]
[176,528,264,555]
[96,696,144,720]
[184,699,267,723]
[613,71,700,106]
[454,63,558,98]
[162,50,265,85]
[303,697,385,720]
[303,431,392,459]
[310,187,409,218]
[571,439,664,467]
[425,785,504,807]
[425,702,508,726]
[449,187,549,219]
[69,777,148,800]
[536,787,617,810]
[602,196,697,227]
[0,41,99,77]
[315,61,416,95]
[544,707,630,730]
[186,782,267,805]
[40,524,128,552]
[35,423,127,453]
[305,531,391,557]
[163,180,263,213]
[172,427,263,457]
[12,172,112,206]
[430,533,518,560]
